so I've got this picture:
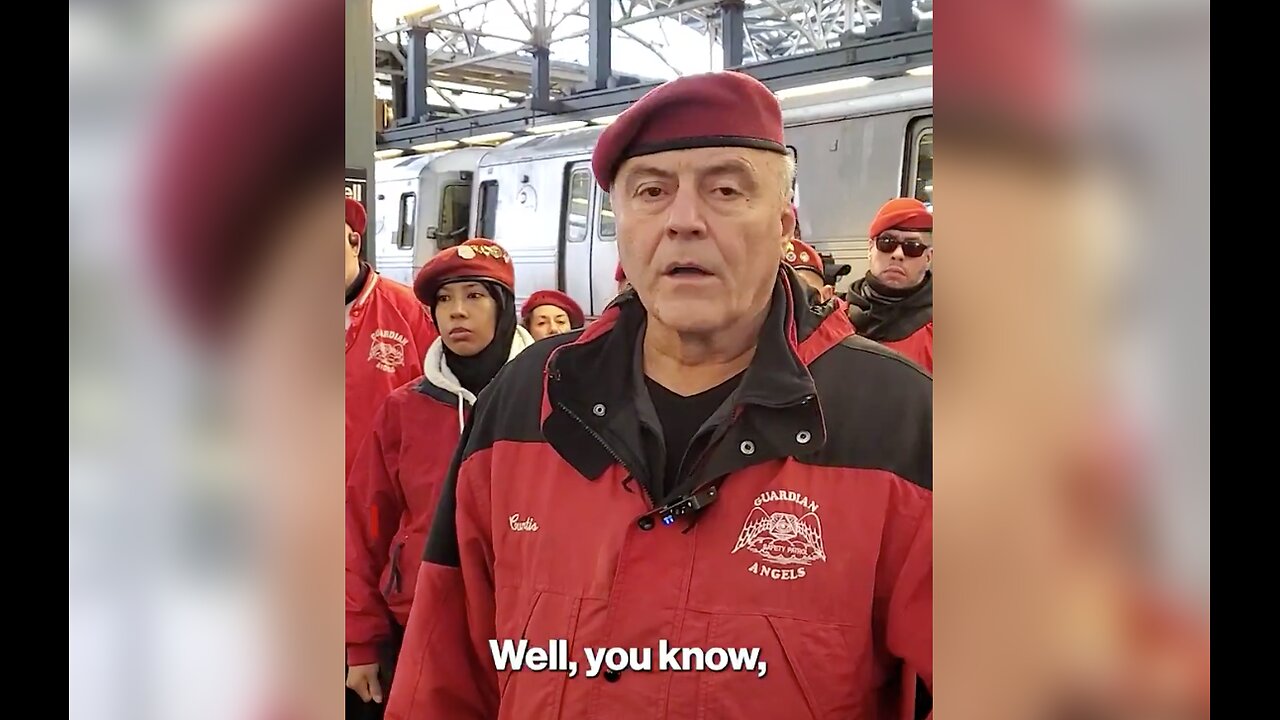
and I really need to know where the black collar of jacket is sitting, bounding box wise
[845,271,933,342]
[542,266,837,487]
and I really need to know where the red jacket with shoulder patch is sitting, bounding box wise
[345,272,437,479]
[386,268,932,720]
[346,328,536,667]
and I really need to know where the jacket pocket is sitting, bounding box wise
[698,613,872,720]
[497,590,544,703]
[494,590,582,720]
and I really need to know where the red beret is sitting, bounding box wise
[146,0,343,342]
[413,239,515,305]
[938,0,1073,142]
[869,198,933,238]
[345,197,367,236]
[521,290,585,328]
[591,71,786,191]
[614,263,626,283]
[783,238,824,276]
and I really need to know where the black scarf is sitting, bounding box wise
[432,280,518,398]
[845,271,933,342]
[345,262,370,305]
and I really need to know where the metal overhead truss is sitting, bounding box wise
[625,0,935,60]
[374,0,929,150]
[378,41,934,151]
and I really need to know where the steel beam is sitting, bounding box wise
[721,0,746,68]
[427,22,531,45]
[430,48,525,73]
[865,0,916,37]
[553,0,722,42]
[374,0,499,38]
[377,31,932,148]
[587,0,612,89]
[347,0,376,264]
[406,26,430,121]
[531,44,552,107]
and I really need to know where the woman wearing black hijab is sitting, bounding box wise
[344,239,532,712]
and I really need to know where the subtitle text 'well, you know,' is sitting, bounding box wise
[488,639,770,679]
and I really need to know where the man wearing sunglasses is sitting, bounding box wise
[846,197,934,372]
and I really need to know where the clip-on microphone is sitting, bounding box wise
[652,485,720,527]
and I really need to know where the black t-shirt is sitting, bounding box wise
[643,372,743,499]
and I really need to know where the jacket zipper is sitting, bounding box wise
[674,395,816,530]
[555,400,657,512]
[383,540,404,595]
[672,407,737,499]
[667,407,742,531]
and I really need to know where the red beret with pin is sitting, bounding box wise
[413,238,515,306]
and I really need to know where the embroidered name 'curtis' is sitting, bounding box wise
[509,514,539,532]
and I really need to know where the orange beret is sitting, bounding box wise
[591,71,786,191]
[783,238,824,276]
[869,198,933,238]
[345,197,367,236]
[521,290,585,328]
[413,239,515,305]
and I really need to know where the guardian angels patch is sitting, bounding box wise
[368,328,408,373]
[731,489,826,582]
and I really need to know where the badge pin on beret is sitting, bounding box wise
[456,244,476,259]
[785,241,797,263]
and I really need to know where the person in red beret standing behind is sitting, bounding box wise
[784,236,840,306]
[520,289,585,340]
[386,71,931,720]
[345,238,534,715]
[345,197,438,480]
[846,197,934,373]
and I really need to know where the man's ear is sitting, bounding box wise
[820,285,835,303]
[781,206,797,243]
[349,231,361,254]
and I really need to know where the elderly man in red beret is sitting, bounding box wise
[345,197,439,480]
[520,289,585,341]
[386,71,932,720]
[845,197,934,373]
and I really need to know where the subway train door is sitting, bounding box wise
[560,162,595,313]
[588,189,618,315]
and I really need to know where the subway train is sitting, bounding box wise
[374,71,932,315]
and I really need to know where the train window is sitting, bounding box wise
[598,193,615,240]
[478,181,498,239]
[786,144,799,198]
[397,193,416,250]
[437,184,469,249]
[564,165,591,244]
[907,119,933,209]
